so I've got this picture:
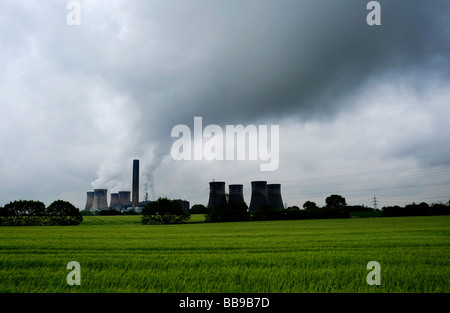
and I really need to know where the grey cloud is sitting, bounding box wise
[0,0,449,208]
[116,0,450,178]
[76,0,450,197]
[96,0,449,136]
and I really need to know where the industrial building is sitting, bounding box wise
[84,191,94,211]
[86,160,285,214]
[132,159,139,208]
[110,193,120,209]
[85,159,190,214]
[228,184,245,204]
[84,159,142,212]
[207,180,284,212]
[249,181,269,212]
[207,181,227,209]
[118,191,131,207]
[267,184,284,210]
[92,189,108,211]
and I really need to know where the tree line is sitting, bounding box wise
[81,209,138,216]
[141,197,190,225]
[141,194,450,224]
[205,194,352,222]
[0,200,83,226]
[381,201,450,217]
[141,194,353,224]
[204,195,450,223]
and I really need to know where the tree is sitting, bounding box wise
[252,204,284,221]
[190,204,208,214]
[46,200,83,225]
[381,205,403,217]
[414,202,430,216]
[303,201,319,211]
[1,200,47,225]
[99,209,122,216]
[142,197,190,224]
[430,202,450,215]
[80,210,94,216]
[0,199,82,226]
[325,194,347,209]
[205,202,249,223]
[323,194,350,219]
[285,206,303,220]
[0,205,10,225]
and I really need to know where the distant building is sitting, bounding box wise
[181,200,190,212]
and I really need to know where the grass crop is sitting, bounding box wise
[0,215,449,292]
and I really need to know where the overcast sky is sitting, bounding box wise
[1,0,449,209]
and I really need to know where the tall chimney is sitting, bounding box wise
[249,181,269,212]
[207,181,226,208]
[85,191,94,211]
[92,189,108,211]
[228,184,245,204]
[267,184,284,209]
[132,159,139,208]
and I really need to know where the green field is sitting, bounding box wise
[1,215,449,293]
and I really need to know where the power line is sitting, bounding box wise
[372,195,378,210]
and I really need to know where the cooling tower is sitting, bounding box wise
[228,184,245,204]
[267,184,284,209]
[132,159,139,208]
[110,193,120,208]
[118,191,131,206]
[92,189,108,211]
[249,181,269,212]
[85,191,94,211]
[207,181,226,208]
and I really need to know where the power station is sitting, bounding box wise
[92,189,108,211]
[249,181,269,212]
[118,191,131,207]
[267,184,284,210]
[85,160,283,213]
[132,159,139,208]
[207,180,284,211]
[228,184,245,204]
[85,159,144,212]
[110,193,120,209]
[207,181,226,209]
[85,191,94,211]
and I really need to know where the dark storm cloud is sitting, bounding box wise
[70,0,448,192]
[109,0,449,131]
[102,0,449,169]
[17,0,443,144]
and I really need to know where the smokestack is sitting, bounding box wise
[249,181,269,212]
[92,189,108,211]
[132,159,139,208]
[110,193,120,209]
[228,184,245,204]
[85,191,94,211]
[118,191,131,207]
[267,184,284,209]
[207,181,226,208]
